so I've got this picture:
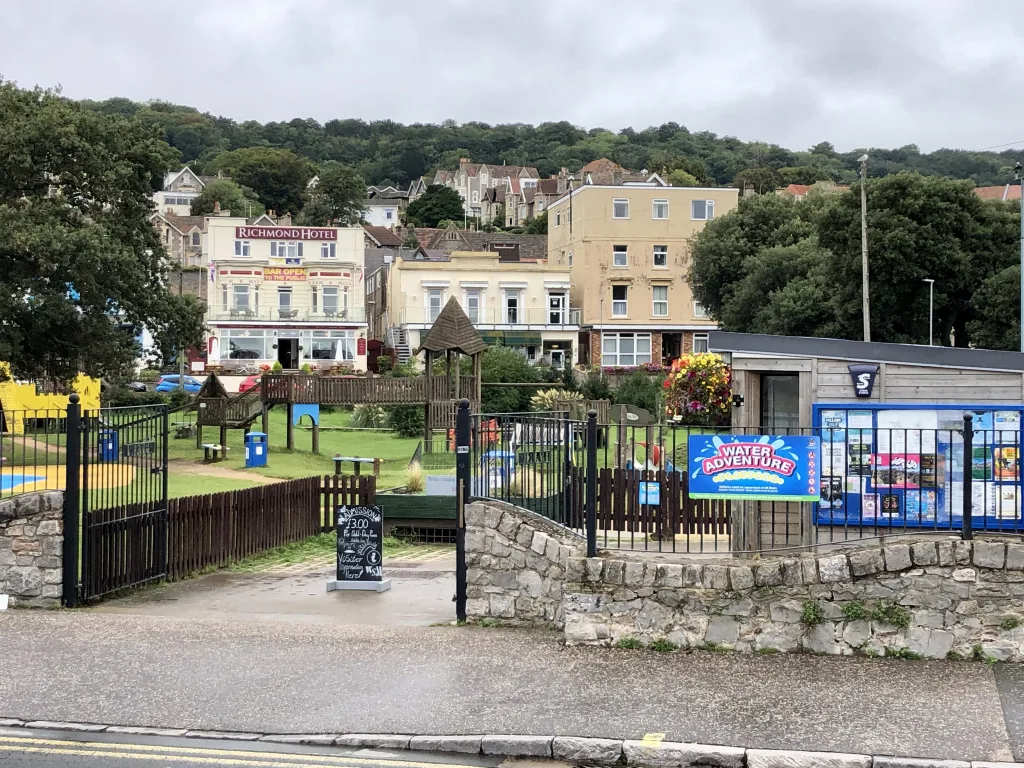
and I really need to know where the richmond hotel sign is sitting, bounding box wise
[235,226,337,240]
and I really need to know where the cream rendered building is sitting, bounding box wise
[205,215,368,372]
[387,250,579,369]
[546,184,739,367]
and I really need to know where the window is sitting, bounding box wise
[232,284,251,312]
[426,288,443,322]
[613,244,628,268]
[694,302,709,318]
[322,286,340,316]
[612,285,628,317]
[385,210,394,220]
[270,242,302,258]
[652,286,668,317]
[555,211,561,227]
[224,330,266,360]
[164,229,170,243]
[465,290,481,324]
[472,191,479,203]
[548,293,566,324]
[613,198,629,219]
[310,330,355,362]
[691,199,715,220]
[602,332,651,367]
[278,287,292,311]
[550,349,565,370]
[191,232,201,246]
[693,333,709,353]
[653,245,668,268]
[653,199,669,219]
[504,290,520,324]
[568,250,573,266]
[234,240,250,258]
[321,242,336,259]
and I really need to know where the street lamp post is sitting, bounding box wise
[923,278,934,346]
[1016,163,1024,353]
[859,154,871,342]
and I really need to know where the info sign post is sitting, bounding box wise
[327,505,392,593]
[688,435,820,502]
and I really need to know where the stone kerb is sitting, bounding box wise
[0,490,64,608]
[464,500,586,625]
[564,537,1024,660]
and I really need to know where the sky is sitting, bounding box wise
[3,0,1024,153]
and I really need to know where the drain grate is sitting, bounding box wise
[386,569,453,579]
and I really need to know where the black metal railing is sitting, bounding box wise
[0,408,68,498]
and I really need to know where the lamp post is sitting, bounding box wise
[859,154,871,342]
[1016,162,1024,352]
[923,278,934,346]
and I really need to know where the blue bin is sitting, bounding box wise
[98,429,118,462]
[482,450,516,478]
[245,431,268,468]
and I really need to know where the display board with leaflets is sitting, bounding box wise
[814,405,1023,529]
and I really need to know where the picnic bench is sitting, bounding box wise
[202,443,229,462]
[332,455,380,477]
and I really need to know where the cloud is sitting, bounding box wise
[1,0,1023,151]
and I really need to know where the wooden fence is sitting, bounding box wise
[166,474,375,581]
[594,468,730,539]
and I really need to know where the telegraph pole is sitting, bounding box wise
[859,154,871,342]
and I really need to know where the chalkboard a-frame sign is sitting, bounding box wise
[326,505,392,593]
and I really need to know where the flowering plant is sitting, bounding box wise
[662,352,731,426]
[601,363,668,375]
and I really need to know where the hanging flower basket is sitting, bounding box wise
[662,352,731,426]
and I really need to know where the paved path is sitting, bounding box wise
[168,459,281,485]
[0,612,1017,762]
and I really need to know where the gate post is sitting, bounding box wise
[586,409,598,558]
[455,398,471,622]
[962,414,973,540]
[62,394,81,608]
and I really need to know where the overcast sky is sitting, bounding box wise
[3,0,1023,153]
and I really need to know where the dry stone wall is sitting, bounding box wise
[0,490,64,608]
[466,500,1024,661]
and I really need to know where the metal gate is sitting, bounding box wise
[64,397,169,605]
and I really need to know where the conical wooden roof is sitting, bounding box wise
[417,297,487,356]
[196,371,228,399]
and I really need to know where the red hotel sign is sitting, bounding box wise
[235,226,337,241]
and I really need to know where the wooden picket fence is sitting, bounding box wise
[166,474,375,581]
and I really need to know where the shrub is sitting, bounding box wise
[613,370,662,415]
[841,600,868,621]
[801,599,824,626]
[580,369,612,401]
[649,638,678,653]
[561,365,578,393]
[351,404,388,429]
[387,404,424,438]
[167,388,192,410]
[405,461,425,492]
[530,388,583,413]
[104,388,169,408]
[480,346,537,413]
[376,355,393,374]
[662,352,731,426]
[272,361,283,373]
[1002,616,1021,631]
[615,637,643,650]
[300,363,313,374]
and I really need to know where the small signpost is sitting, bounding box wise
[326,505,391,593]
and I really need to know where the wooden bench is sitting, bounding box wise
[202,443,228,462]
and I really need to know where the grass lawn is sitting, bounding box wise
[168,407,424,491]
[167,474,256,498]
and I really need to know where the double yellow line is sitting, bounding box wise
[0,735,483,768]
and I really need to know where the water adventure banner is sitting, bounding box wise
[688,434,820,501]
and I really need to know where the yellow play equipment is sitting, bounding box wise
[0,362,101,435]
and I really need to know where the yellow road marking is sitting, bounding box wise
[641,733,665,744]
[0,743,355,766]
[0,735,480,768]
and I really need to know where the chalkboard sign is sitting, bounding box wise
[336,505,384,582]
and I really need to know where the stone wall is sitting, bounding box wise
[465,500,586,625]
[0,491,64,608]
[467,500,1024,661]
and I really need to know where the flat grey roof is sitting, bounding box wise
[709,331,1024,373]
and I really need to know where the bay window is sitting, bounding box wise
[602,332,652,367]
[322,286,339,316]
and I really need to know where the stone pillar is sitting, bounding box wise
[589,331,602,367]
[682,332,694,354]
[0,490,64,608]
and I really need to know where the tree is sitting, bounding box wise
[480,346,538,413]
[300,163,364,226]
[190,179,263,217]
[525,211,547,234]
[732,166,782,194]
[0,80,205,383]
[967,265,1020,351]
[667,169,700,187]
[208,147,314,215]
[613,371,662,414]
[490,204,506,229]
[404,184,465,227]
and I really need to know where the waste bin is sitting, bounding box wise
[482,450,515,479]
[245,431,268,468]
[98,429,119,462]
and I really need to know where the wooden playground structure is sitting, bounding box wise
[194,298,485,454]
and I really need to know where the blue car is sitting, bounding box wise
[155,374,204,394]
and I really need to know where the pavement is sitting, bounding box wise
[1,610,1021,763]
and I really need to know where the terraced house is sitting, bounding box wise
[546,184,739,367]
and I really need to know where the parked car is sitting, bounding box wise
[238,374,262,394]
[126,381,148,392]
[154,374,203,394]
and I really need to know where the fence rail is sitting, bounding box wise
[0,407,68,497]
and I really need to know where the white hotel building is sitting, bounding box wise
[205,215,368,372]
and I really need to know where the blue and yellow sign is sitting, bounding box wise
[688,434,819,501]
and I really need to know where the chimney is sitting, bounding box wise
[213,201,221,213]
[459,157,470,167]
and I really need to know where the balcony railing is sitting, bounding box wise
[400,307,581,327]
[209,306,367,323]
